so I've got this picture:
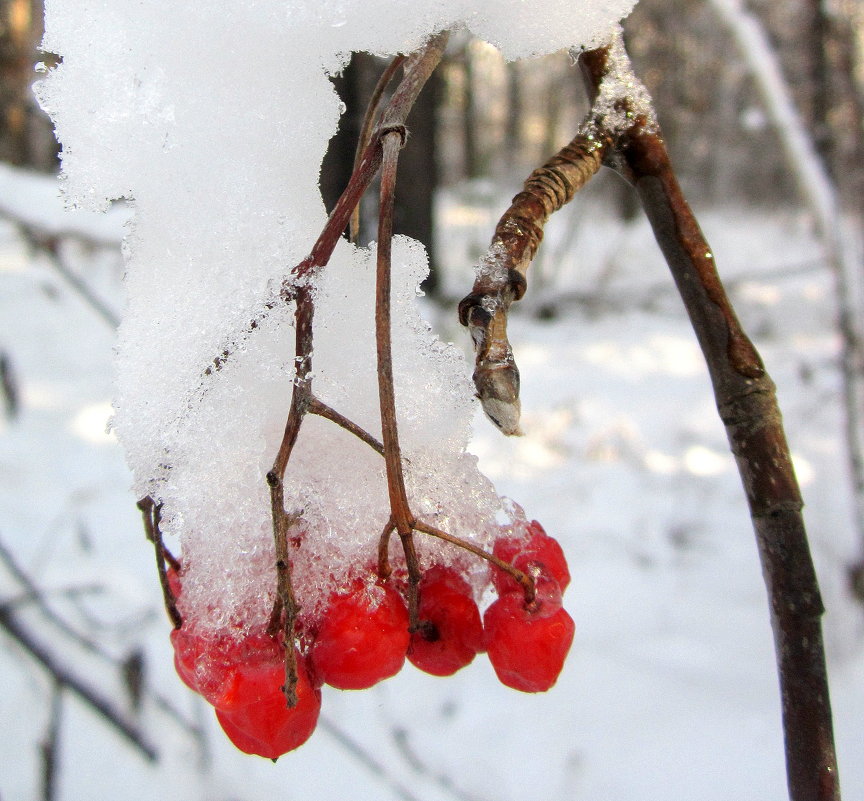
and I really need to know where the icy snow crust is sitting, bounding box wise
[38,0,636,632]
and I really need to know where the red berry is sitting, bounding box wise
[166,563,183,600]
[492,520,570,594]
[170,627,282,710]
[484,583,574,693]
[215,656,321,759]
[408,566,484,677]
[310,580,409,690]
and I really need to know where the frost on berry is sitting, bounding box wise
[492,519,571,594]
[215,657,321,760]
[310,579,410,690]
[408,565,484,677]
[170,626,282,710]
[484,580,575,693]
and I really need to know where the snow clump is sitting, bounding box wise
[37,0,637,632]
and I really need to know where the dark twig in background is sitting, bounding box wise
[0,598,159,760]
[0,534,204,766]
[40,679,63,801]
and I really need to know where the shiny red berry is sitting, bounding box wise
[484,583,574,693]
[492,520,570,594]
[408,565,484,677]
[310,580,409,690]
[215,656,321,759]
[170,627,282,710]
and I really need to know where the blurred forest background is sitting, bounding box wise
[2,0,864,798]
[4,0,864,251]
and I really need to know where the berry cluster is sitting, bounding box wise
[168,520,573,759]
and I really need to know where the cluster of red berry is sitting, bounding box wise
[168,520,573,759]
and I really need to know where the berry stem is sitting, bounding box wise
[375,127,426,633]
[262,36,449,705]
[348,53,407,243]
[377,518,396,580]
[307,395,384,456]
[412,520,536,606]
[138,495,182,629]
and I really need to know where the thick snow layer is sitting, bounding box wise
[36,0,638,632]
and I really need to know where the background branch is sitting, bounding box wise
[0,534,205,752]
[0,600,159,761]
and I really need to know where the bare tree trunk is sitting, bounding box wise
[505,60,522,169]
[0,0,57,169]
[461,42,481,179]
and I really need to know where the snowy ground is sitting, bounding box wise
[1,167,862,800]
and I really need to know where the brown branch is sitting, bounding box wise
[579,39,839,801]
[349,53,407,243]
[376,126,425,632]
[138,496,181,629]
[412,519,535,606]
[458,129,610,434]
[307,396,384,456]
[377,518,397,579]
[0,601,158,761]
[265,33,450,700]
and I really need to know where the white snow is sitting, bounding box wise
[35,0,639,633]
[1,0,860,797]
[1,178,862,800]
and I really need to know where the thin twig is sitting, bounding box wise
[412,519,534,605]
[375,126,425,632]
[21,230,121,329]
[317,714,424,801]
[0,533,204,741]
[349,53,407,242]
[0,537,104,656]
[1,350,19,419]
[138,497,181,629]
[377,518,397,579]
[391,725,493,801]
[265,33,449,698]
[307,396,384,455]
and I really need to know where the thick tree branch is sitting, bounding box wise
[579,39,839,801]
[456,26,839,801]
